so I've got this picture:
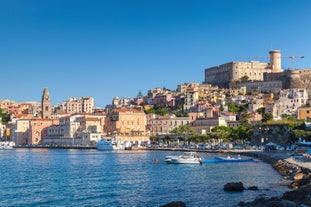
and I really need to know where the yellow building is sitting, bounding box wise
[262,93,274,107]
[106,107,148,144]
[11,119,30,145]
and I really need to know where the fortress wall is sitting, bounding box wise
[264,69,311,98]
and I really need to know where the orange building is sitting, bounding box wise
[29,119,58,144]
[298,107,311,120]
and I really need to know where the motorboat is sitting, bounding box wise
[0,141,15,150]
[95,138,124,151]
[214,154,253,162]
[167,152,202,164]
[164,152,193,163]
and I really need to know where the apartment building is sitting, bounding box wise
[43,114,105,145]
[11,119,30,145]
[152,93,175,107]
[148,114,190,136]
[298,107,311,120]
[62,97,94,114]
[274,88,308,117]
[106,107,148,143]
[184,89,199,111]
[191,117,227,134]
[0,100,18,113]
[29,119,58,144]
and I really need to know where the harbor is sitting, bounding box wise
[0,148,289,207]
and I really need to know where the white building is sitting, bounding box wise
[274,88,309,118]
[184,90,199,111]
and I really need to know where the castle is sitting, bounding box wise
[204,50,311,97]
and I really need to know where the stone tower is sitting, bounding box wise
[41,88,51,119]
[269,50,282,72]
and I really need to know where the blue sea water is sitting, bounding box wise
[0,149,289,207]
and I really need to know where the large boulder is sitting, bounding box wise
[224,182,244,192]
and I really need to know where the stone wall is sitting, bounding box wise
[265,68,311,98]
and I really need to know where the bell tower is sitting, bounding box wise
[41,88,51,119]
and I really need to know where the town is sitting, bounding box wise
[1,49,311,150]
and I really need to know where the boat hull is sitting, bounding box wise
[213,156,253,162]
[165,152,202,164]
[171,158,202,164]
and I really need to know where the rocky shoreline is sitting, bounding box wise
[160,150,311,207]
[237,151,311,207]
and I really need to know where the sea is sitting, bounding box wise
[0,149,290,207]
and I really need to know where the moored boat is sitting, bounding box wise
[95,137,124,151]
[167,152,202,164]
[0,141,15,150]
[214,154,253,162]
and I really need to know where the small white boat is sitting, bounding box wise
[0,141,15,150]
[95,138,124,151]
[164,152,192,163]
[214,154,253,162]
[166,152,202,164]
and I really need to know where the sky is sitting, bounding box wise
[1,0,311,108]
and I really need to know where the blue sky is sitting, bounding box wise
[1,0,310,107]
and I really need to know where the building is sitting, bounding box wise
[191,117,227,134]
[205,49,311,99]
[0,100,18,113]
[41,88,51,118]
[106,107,148,144]
[11,119,30,145]
[61,96,94,114]
[273,88,309,118]
[42,113,105,146]
[29,119,57,145]
[204,50,281,88]
[298,107,311,120]
[148,114,190,136]
[184,89,199,111]
[152,93,175,107]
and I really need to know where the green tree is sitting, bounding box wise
[240,75,249,82]
[262,112,273,122]
[0,109,10,125]
[211,126,231,142]
[170,125,194,135]
[227,103,240,113]
[144,105,169,115]
[257,107,265,115]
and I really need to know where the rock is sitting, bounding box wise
[224,182,244,192]
[160,201,186,207]
[293,172,305,180]
[248,194,270,207]
[269,200,296,207]
[247,186,259,191]
[282,185,311,206]
[241,195,296,207]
